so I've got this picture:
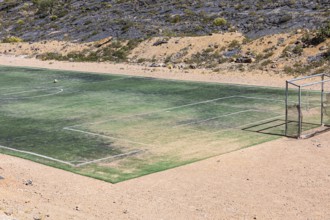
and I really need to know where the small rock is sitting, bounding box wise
[123,210,128,214]
[176,63,186,69]
[236,56,255,63]
[33,215,42,220]
[4,209,13,216]
[24,179,33,186]
[149,63,159,67]
[319,46,328,51]
[317,144,322,148]
[189,64,197,69]
[153,39,168,46]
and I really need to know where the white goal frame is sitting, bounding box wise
[285,73,330,138]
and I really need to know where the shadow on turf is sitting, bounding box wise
[241,119,323,138]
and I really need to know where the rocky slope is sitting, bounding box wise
[0,0,329,42]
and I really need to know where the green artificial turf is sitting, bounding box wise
[0,66,324,183]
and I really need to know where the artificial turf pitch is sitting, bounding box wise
[0,66,308,183]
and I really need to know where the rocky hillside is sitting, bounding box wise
[0,0,329,42]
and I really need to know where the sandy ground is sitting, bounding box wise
[0,56,330,219]
[1,131,329,219]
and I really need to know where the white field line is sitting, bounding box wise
[63,127,153,147]
[178,114,285,136]
[236,95,285,103]
[174,109,256,128]
[67,95,239,128]
[1,87,62,96]
[236,115,285,129]
[236,95,309,105]
[74,149,143,167]
[0,144,74,166]
[0,89,64,100]
[0,86,27,91]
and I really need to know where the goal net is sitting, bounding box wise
[285,73,330,138]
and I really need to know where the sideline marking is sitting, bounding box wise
[0,144,74,166]
[74,150,143,167]
[63,127,153,147]
[0,89,64,100]
[1,87,62,96]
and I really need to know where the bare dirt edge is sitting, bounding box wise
[0,55,329,220]
[0,54,290,88]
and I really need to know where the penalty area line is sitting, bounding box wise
[63,127,153,147]
[75,149,144,167]
[0,144,74,166]
[174,109,256,128]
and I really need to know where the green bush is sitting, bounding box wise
[49,15,58,21]
[292,45,303,55]
[2,36,23,43]
[324,48,330,61]
[169,15,181,23]
[213,17,227,26]
[302,21,330,46]
[32,0,55,15]
[228,40,241,49]
[16,19,24,25]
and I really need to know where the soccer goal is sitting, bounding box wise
[285,73,330,138]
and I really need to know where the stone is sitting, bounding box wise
[24,179,33,186]
[236,56,255,63]
[319,46,328,51]
[152,39,168,46]
[189,64,197,69]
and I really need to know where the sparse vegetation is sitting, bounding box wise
[302,21,330,46]
[2,36,23,43]
[38,39,142,62]
[292,45,303,55]
[228,40,241,49]
[213,17,227,26]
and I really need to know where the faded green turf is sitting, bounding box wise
[0,66,320,183]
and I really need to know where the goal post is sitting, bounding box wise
[285,73,330,138]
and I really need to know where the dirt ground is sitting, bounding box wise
[0,56,330,219]
[1,130,329,219]
[0,54,290,88]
